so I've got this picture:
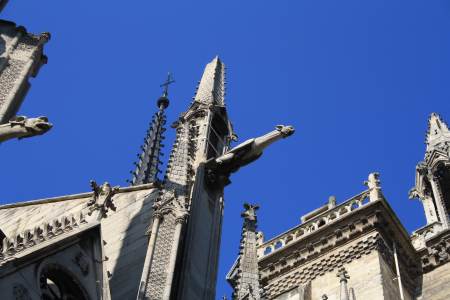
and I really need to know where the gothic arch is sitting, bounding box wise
[37,263,89,300]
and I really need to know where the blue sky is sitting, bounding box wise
[1,1,450,298]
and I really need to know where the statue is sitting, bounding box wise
[205,125,295,187]
[242,203,259,222]
[87,180,119,218]
[0,116,52,143]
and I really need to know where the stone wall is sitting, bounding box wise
[417,262,450,300]
[262,233,386,299]
[378,252,413,300]
[0,20,49,123]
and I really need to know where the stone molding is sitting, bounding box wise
[259,190,371,258]
[419,230,450,273]
[0,182,157,210]
[0,210,88,266]
[262,233,381,298]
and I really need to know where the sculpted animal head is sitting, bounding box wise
[12,116,53,138]
[275,125,295,137]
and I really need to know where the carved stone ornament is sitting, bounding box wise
[0,116,52,143]
[153,188,189,221]
[73,251,90,276]
[12,284,31,300]
[87,180,119,218]
[205,125,295,188]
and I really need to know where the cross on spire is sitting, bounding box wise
[160,72,175,97]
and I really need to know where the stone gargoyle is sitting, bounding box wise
[0,116,52,143]
[205,125,295,187]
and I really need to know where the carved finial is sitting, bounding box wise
[87,180,119,218]
[337,267,350,282]
[242,203,259,222]
[364,172,382,202]
[337,267,350,300]
[328,195,337,209]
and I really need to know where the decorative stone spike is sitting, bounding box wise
[130,79,171,186]
[228,203,261,300]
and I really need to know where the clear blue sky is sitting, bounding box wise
[1,1,450,298]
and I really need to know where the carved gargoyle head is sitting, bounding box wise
[275,125,295,137]
[12,116,53,138]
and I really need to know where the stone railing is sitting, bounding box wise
[411,221,443,250]
[257,190,372,258]
[0,211,88,265]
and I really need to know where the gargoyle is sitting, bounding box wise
[87,180,119,218]
[0,116,52,143]
[205,125,295,188]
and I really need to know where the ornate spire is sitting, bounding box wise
[129,73,174,185]
[425,113,450,154]
[227,203,262,300]
[337,267,350,300]
[193,56,225,106]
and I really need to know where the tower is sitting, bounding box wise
[137,57,294,300]
[227,203,262,300]
[410,113,450,232]
[137,57,234,299]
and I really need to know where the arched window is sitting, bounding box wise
[436,164,450,215]
[40,264,88,300]
[207,113,228,159]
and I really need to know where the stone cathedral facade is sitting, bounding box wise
[1,4,450,300]
[226,113,450,300]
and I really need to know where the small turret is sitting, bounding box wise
[227,203,262,300]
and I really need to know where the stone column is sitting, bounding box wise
[429,175,449,229]
[137,213,162,299]
[422,195,439,224]
[366,172,382,202]
[162,214,186,300]
[337,268,350,300]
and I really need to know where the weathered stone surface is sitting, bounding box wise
[0,21,49,124]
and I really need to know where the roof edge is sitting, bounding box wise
[0,182,159,210]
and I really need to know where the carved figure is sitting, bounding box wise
[0,116,52,143]
[87,180,119,218]
[242,203,259,222]
[205,125,294,187]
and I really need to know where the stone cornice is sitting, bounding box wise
[417,229,450,273]
[0,182,158,210]
[258,199,419,292]
[261,232,381,298]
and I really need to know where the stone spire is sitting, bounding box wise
[410,113,450,231]
[229,203,262,300]
[129,74,173,185]
[193,56,225,106]
[426,113,450,153]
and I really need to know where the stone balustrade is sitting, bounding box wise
[258,190,372,258]
[411,221,443,250]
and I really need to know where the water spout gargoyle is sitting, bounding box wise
[205,125,295,187]
[0,116,52,143]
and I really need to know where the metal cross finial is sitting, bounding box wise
[160,72,175,97]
